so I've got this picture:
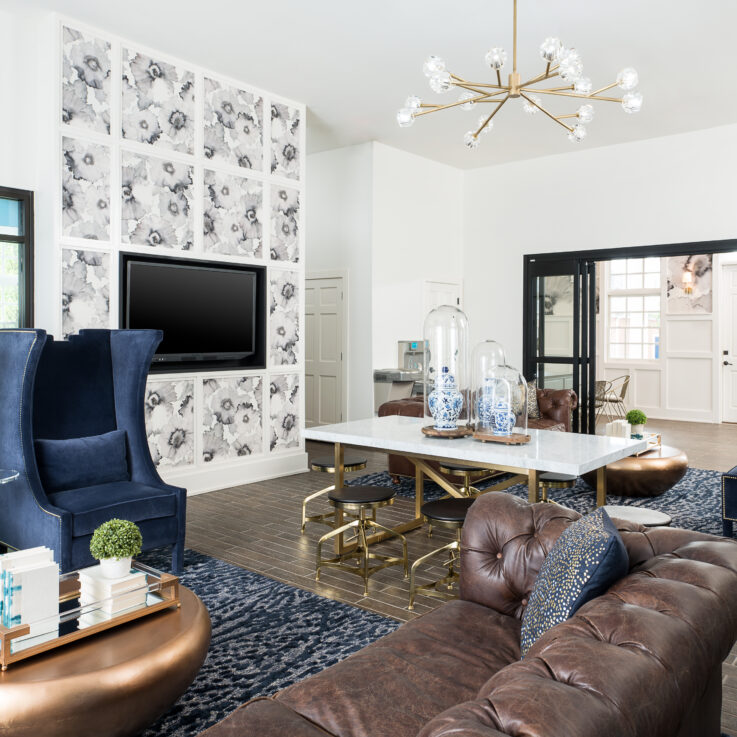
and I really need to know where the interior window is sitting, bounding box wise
[0,188,33,328]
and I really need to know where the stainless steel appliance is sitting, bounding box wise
[373,368,421,412]
[397,340,426,396]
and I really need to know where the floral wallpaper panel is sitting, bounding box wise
[121,151,193,250]
[203,77,263,171]
[62,26,111,134]
[61,249,109,338]
[122,49,195,154]
[270,374,300,452]
[270,103,300,180]
[62,137,111,241]
[270,185,300,263]
[202,376,263,462]
[145,380,195,467]
[270,271,299,366]
[204,170,263,257]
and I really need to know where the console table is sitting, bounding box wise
[305,416,647,552]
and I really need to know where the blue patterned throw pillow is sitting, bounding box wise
[520,508,629,657]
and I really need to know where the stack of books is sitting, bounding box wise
[78,566,147,624]
[0,546,60,640]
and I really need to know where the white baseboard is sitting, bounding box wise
[158,452,309,495]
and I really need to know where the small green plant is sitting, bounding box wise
[90,519,143,560]
[625,409,647,426]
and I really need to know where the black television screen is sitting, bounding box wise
[124,258,259,362]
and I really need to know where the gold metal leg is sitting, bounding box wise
[301,484,336,532]
[528,468,540,503]
[334,443,346,555]
[596,465,607,508]
[408,536,461,610]
[316,519,360,582]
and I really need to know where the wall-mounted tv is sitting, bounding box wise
[120,253,266,372]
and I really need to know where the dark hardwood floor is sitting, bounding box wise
[185,437,737,735]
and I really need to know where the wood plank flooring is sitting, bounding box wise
[185,431,737,735]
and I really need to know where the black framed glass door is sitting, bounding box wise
[523,257,596,433]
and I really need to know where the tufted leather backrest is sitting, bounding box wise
[535,388,577,432]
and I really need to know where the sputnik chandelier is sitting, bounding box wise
[396,0,643,147]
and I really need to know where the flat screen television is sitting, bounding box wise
[121,253,266,370]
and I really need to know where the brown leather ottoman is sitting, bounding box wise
[582,444,688,497]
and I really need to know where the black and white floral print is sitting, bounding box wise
[122,152,193,249]
[270,103,300,180]
[122,50,194,154]
[62,27,111,134]
[61,249,109,337]
[62,137,110,241]
[270,374,300,452]
[204,170,263,257]
[202,377,263,462]
[270,271,299,365]
[145,380,194,467]
[270,185,300,262]
[203,78,263,171]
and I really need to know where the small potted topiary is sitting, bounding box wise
[625,409,647,438]
[90,519,143,579]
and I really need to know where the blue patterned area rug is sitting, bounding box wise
[348,467,724,536]
[136,549,399,737]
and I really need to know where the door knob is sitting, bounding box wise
[724,360,733,366]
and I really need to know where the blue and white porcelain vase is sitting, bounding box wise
[428,366,463,431]
[492,399,516,436]
[476,377,496,430]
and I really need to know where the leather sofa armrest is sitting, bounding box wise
[535,388,577,432]
[198,698,335,737]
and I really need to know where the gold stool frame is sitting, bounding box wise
[538,474,576,503]
[301,458,367,532]
[316,498,408,596]
[409,517,463,611]
[437,464,492,497]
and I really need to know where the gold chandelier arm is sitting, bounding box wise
[532,88,623,103]
[519,92,573,132]
[497,70,502,86]
[414,92,501,117]
[591,81,619,97]
[521,68,559,88]
[474,94,510,136]
[453,82,505,95]
[530,84,574,92]
[457,82,509,90]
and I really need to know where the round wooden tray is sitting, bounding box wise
[421,425,473,439]
[472,430,531,444]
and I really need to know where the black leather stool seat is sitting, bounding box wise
[420,498,475,522]
[439,463,488,473]
[328,485,395,505]
[311,454,367,472]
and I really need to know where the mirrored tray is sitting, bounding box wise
[0,561,179,670]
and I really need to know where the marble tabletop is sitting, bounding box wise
[304,416,648,476]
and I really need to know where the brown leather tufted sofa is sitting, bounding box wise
[378,389,578,481]
[199,492,737,737]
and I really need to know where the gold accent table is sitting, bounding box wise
[0,586,210,737]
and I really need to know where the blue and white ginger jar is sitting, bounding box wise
[476,378,496,429]
[493,399,516,436]
[428,366,463,431]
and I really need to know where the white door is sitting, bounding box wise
[423,281,462,315]
[305,277,344,427]
[722,264,737,422]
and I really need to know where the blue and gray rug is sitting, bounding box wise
[137,549,400,737]
[348,466,724,536]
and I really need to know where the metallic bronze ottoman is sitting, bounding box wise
[582,445,688,497]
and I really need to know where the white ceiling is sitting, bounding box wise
[11,0,737,168]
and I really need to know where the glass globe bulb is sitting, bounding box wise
[522,94,541,114]
[423,55,445,78]
[617,67,639,91]
[539,37,562,62]
[458,91,476,110]
[574,77,592,95]
[477,115,493,134]
[396,108,415,128]
[577,103,594,123]
[464,131,480,149]
[428,71,452,94]
[485,47,507,70]
[558,49,583,81]
[405,96,422,111]
[567,124,587,143]
[621,90,643,114]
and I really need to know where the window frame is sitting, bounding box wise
[0,186,34,328]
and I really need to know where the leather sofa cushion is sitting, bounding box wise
[48,481,178,536]
[527,418,565,431]
[276,599,521,737]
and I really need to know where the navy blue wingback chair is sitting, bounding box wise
[723,466,737,537]
[0,328,186,573]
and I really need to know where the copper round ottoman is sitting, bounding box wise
[583,445,688,497]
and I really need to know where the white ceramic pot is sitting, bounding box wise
[99,556,132,579]
[631,424,645,437]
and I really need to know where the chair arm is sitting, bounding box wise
[535,389,577,431]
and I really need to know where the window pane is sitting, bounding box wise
[626,328,642,343]
[610,296,627,312]
[644,257,660,273]
[610,328,625,342]
[646,311,660,326]
[0,198,22,237]
[644,328,659,342]
[610,312,629,327]
[626,273,643,289]
[644,295,660,311]
[610,259,627,275]
[643,344,656,360]
[609,344,625,359]
[609,274,626,290]
[626,258,643,274]
[0,243,20,328]
[626,296,643,311]
[626,344,643,359]
[628,312,644,327]
[643,273,660,289]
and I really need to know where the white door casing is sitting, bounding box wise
[722,264,737,422]
[423,281,462,316]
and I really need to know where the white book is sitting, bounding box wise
[78,567,144,595]
[4,560,59,628]
[80,588,147,615]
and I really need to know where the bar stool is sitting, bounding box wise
[538,472,577,503]
[301,453,368,532]
[316,485,408,596]
[408,497,475,610]
[437,463,491,497]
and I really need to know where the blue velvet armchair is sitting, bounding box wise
[723,465,737,538]
[0,328,186,573]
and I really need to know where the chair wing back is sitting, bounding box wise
[619,374,631,399]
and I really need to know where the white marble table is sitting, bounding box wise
[305,416,647,550]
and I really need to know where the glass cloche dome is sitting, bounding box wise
[472,357,528,437]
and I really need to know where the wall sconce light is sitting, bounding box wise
[682,269,694,294]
